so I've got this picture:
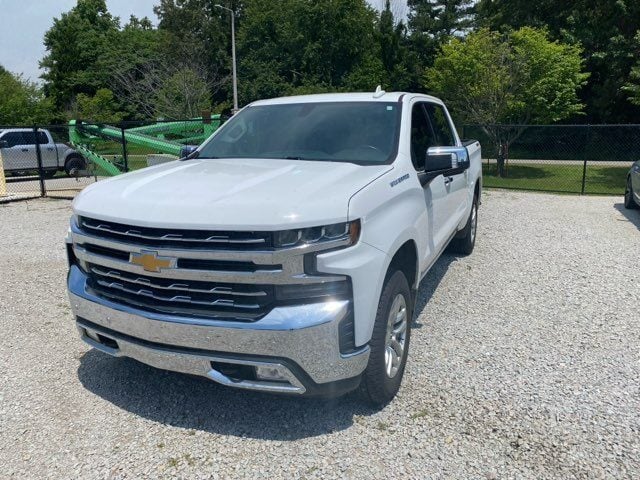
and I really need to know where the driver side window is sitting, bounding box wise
[424,103,456,147]
[1,132,24,148]
[410,103,433,171]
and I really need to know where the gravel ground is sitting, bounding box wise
[1,191,639,479]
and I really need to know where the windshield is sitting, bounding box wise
[198,101,401,164]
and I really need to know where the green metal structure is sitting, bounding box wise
[68,116,221,176]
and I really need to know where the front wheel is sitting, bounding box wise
[624,177,637,209]
[360,270,412,405]
[449,195,478,255]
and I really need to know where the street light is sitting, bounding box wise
[214,4,238,113]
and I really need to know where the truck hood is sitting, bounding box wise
[73,158,392,230]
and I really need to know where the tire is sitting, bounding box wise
[449,194,478,255]
[360,270,412,406]
[64,155,86,175]
[624,176,637,209]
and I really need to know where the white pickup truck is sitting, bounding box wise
[66,91,481,404]
[0,128,85,177]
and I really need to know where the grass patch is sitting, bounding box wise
[482,162,629,195]
[410,409,429,420]
[375,421,389,431]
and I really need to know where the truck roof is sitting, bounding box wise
[0,128,42,132]
[250,91,443,106]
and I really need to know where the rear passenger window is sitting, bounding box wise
[37,132,49,144]
[425,104,455,146]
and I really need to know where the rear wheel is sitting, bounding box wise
[64,155,86,175]
[360,270,412,405]
[624,177,637,209]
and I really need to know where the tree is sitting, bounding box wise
[98,8,228,120]
[40,0,120,110]
[425,28,588,176]
[623,33,640,107]
[476,0,640,123]
[407,0,475,67]
[112,54,224,120]
[377,1,415,90]
[238,0,384,102]
[0,67,54,125]
[153,0,240,106]
[74,88,124,123]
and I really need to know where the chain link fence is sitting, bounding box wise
[461,124,639,195]
[2,121,637,203]
[0,117,220,203]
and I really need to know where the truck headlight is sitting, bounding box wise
[273,220,360,248]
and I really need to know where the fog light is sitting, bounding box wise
[85,329,100,342]
[255,365,291,382]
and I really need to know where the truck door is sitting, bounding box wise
[410,101,451,256]
[34,131,58,169]
[0,131,34,172]
[423,103,469,230]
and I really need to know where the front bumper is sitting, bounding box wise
[68,266,369,395]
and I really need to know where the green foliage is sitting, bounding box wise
[425,28,587,126]
[623,33,640,106]
[377,1,415,90]
[408,0,475,66]
[155,68,212,118]
[0,67,54,125]
[425,27,587,176]
[476,0,640,122]
[40,0,120,109]
[154,0,238,104]
[75,88,124,123]
[238,0,383,102]
[23,0,639,126]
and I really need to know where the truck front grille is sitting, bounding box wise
[86,265,273,320]
[71,216,349,321]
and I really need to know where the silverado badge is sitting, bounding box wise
[130,250,176,273]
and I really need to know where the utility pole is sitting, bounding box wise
[214,4,238,113]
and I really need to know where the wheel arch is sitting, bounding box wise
[387,240,419,295]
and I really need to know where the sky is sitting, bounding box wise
[0,0,158,82]
[0,0,405,83]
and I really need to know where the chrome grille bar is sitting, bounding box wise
[90,266,268,297]
[80,218,267,245]
[93,279,261,309]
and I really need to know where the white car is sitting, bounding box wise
[66,91,482,404]
[0,128,85,177]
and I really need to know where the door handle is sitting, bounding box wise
[21,148,29,152]
[47,147,54,151]
[444,176,453,185]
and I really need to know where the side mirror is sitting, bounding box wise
[425,146,469,172]
[0,140,8,149]
[179,145,198,159]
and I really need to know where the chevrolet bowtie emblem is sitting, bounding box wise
[130,250,176,273]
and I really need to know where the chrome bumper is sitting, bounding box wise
[68,266,369,394]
